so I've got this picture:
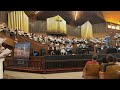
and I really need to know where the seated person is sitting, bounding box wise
[102,54,115,72]
[81,43,87,54]
[49,44,55,55]
[101,56,108,63]
[51,46,56,55]
[113,56,120,66]
[84,54,99,67]
[61,47,67,55]
[76,47,82,54]
[100,56,108,71]
[99,56,120,79]
[66,44,73,55]
[55,42,60,55]
[48,45,52,55]
[82,54,99,79]
[117,47,120,53]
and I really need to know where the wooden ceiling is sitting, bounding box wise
[24,11,120,25]
[102,11,120,24]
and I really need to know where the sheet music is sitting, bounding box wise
[0,38,7,44]
[0,28,3,32]
[0,48,12,57]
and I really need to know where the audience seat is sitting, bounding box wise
[99,65,120,79]
[83,64,100,79]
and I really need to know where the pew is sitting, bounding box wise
[83,64,100,79]
[99,65,120,79]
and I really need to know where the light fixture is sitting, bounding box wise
[112,25,115,29]
[108,25,111,28]
[116,25,120,30]
[34,11,40,14]
[74,11,78,21]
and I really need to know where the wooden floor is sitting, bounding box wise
[4,74,18,79]
[4,70,83,79]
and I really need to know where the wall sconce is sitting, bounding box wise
[116,25,120,30]
[108,25,111,28]
[112,25,115,29]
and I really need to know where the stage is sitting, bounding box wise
[4,53,120,73]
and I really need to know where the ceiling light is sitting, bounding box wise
[35,11,39,14]
[112,25,115,29]
[74,11,78,21]
[108,25,111,28]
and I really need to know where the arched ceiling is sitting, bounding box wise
[24,11,120,26]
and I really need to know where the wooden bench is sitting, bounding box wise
[99,65,120,79]
[83,64,100,79]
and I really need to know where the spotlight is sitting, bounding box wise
[34,11,39,14]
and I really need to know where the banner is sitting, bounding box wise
[14,42,30,65]
[81,21,93,39]
[47,15,67,34]
[8,11,29,33]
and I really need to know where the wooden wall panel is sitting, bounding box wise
[0,11,8,25]
[92,23,107,33]
[29,20,107,38]
[29,20,47,33]
[67,25,80,37]
[93,33,107,38]
[29,20,81,37]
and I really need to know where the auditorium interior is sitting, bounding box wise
[0,11,120,79]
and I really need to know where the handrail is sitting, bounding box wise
[4,60,44,70]
[17,35,48,55]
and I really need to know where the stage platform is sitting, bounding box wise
[5,67,82,74]
[4,54,120,74]
[4,70,83,79]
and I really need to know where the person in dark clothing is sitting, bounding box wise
[113,56,120,65]
[102,54,115,72]
[14,29,18,38]
[53,46,57,55]
[101,56,108,63]
[100,56,108,71]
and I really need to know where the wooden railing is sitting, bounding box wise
[0,31,48,56]
[4,59,86,73]
[45,59,87,69]
[17,35,48,56]
[4,60,45,70]
[4,54,120,73]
